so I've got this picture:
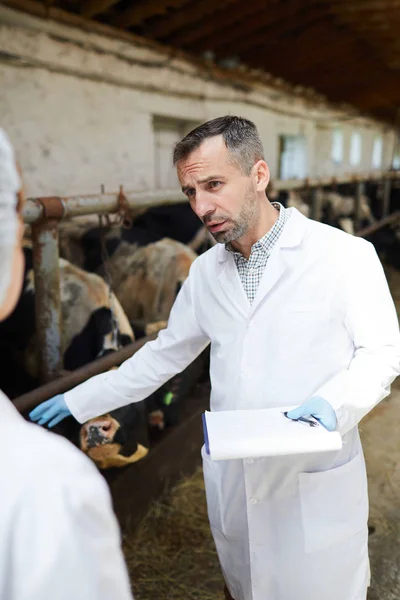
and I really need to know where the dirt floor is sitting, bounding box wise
[364,264,400,600]
[123,265,400,600]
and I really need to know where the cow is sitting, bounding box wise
[56,378,150,471]
[57,202,215,274]
[0,244,151,469]
[3,244,207,467]
[100,238,197,323]
[267,186,310,217]
[0,244,134,400]
[80,406,149,470]
[320,191,375,235]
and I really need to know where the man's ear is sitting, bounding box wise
[254,160,270,192]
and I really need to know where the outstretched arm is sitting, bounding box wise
[31,261,210,425]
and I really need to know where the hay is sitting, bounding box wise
[122,467,224,600]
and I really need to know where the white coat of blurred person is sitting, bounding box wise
[0,128,135,600]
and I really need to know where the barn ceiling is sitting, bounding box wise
[4,0,400,124]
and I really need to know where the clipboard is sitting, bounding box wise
[202,407,342,461]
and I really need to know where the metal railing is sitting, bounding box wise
[21,171,400,400]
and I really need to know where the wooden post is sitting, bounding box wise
[354,180,364,232]
[382,176,392,218]
[311,186,323,222]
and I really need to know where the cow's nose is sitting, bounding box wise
[99,421,112,433]
[84,419,113,448]
[86,418,112,433]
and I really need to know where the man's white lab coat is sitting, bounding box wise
[0,391,134,600]
[65,208,400,600]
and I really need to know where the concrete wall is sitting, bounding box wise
[0,6,396,197]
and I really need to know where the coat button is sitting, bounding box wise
[250,497,258,505]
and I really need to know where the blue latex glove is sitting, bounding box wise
[286,396,337,432]
[29,394,71,428]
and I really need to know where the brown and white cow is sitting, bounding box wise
[103,238,197,323]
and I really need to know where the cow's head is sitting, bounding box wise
[79,404,149,469]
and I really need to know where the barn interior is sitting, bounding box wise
[1,0,400,598]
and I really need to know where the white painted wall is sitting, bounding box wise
[0,6,395,197]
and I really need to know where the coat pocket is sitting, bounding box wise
[201,444,224,532]
[298,452,368,554]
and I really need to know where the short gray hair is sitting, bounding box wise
[173,115,264,175]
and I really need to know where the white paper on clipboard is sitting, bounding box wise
[202,406,342,461]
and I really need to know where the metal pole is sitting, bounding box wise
[23,189,187,225]
[23,172,392,226]
[31,218,63,383]
[382,176,392,218]
[310,186,323,222]
[354,180,365,233]
[13,334,157,414]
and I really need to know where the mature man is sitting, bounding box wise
[31,116,400,600]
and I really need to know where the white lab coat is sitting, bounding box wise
[0,391,134,600]
[66,208,400,600]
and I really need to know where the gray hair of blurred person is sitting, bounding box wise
[172,116,265,175]
[0,129,21,308]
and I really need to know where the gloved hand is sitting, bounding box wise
[29,394,71,428]
[286,396,337,431]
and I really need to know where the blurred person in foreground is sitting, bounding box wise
[31,116,400,600]
[0,128,134,600]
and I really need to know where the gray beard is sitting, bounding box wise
[212,220,248,244]
[211,187,258,245]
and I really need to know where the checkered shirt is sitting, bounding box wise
[226,202,292,304]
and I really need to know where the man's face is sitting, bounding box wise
[177,136,259,244]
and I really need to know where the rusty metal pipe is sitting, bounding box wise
[23,189,186,225]
[13,334,156,415]
[272,170,397,192]
[31,217,63,383]
[23,172,399,225]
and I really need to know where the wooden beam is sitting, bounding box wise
[332,12,399,29]
[317,66,394,99]
[273,36,374,85]
[163,0,268,47]
[343,79,400,111]
[239,18,345,69]
[264,12,386,77]
[330,0,400,13]
[258,47,381,97]
[80,0,121,19]
[176,0,324,50]
[211,9,330,57]
[240,23,380,94]
[144,0,241,39]
[1,0,174,50]
[263,45,399,113]
[243,41,398,119]
[112,0,189,29]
